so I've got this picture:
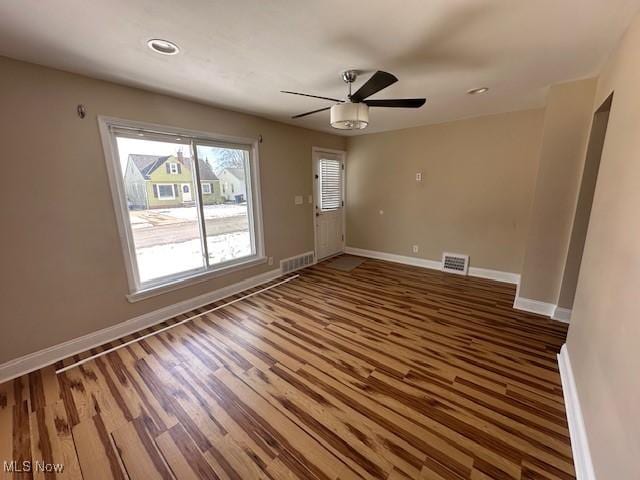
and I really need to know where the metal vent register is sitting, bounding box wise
[442,253,469,275]
[281,252,315,274]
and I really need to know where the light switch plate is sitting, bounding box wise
[294,195,303,205]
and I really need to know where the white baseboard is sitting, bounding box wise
[552,306,572,323]
[344,246,520,285]
[344,246,442,270]
[558,344,596,480]
[513,296,556,317]
[468,266,521,285]
[0,268,283,384]
[512,297,572,323]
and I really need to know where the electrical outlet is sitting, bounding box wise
[268,256,274,266]
[412,245,419,253]
[308,195,313,204]
[294,195,303,205]
[416,172,422,182]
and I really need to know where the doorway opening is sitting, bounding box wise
[312,147,346,260]
[555,93,613,320]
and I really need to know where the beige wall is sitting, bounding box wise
[346,109,545,273]
[0,56,345,364]
[518,79,597,303]
[566,13,640,480]
[556,106,610,309]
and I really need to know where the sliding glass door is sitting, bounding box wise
[193,142,256,267]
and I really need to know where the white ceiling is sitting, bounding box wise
[1,0,639,135]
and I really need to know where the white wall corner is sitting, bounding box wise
[513,296,556,317]
[558,344,597,480]
[552,306,572,323]
[0,267,284,384]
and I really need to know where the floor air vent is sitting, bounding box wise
[281,251,315,274]
[442,252,469,275]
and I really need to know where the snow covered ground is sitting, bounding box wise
[129,214,152,229]
[156,204,248,220]
[136,231,251,283]
[130,204,247,228]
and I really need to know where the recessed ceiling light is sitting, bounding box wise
[147,39,180,56]
[467,87,489,95]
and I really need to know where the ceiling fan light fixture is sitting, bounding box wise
[330,103,369,130]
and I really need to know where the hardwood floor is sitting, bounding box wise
[0,257,574,479]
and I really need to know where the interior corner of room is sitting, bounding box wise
[1,2,639,479]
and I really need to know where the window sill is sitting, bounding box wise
[126,256,267,303]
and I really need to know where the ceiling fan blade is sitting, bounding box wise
[364,98,426,108]
[281,90,344,103]
[350,71,398,102]
[291,106,331,119]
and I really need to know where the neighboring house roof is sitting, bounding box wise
[127,154,219,181]
[129,154,167,179]
[222,168,245,181]
[183,157,219,181]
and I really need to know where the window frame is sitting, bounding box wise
[201,183,212,194]
[99,116,265,302]
[169,162,179,174]
[156,183,176,200]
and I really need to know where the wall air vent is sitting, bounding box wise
[281,251,315,274]
[441,252,469,275]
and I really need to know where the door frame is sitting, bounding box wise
[312,146,347,262]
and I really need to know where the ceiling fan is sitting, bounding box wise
[282,70,426,130]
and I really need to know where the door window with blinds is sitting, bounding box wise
[319,157,344,211]
[100,118,264,299]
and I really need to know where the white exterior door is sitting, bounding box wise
[314,149,345,260]
[181,183,192,202]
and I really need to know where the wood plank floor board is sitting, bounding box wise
[72,414,127,480]
[239,364,411,479]
[0,257,575,479]
[111,416,174,480]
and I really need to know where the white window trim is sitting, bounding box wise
[156,183,176,200]
[201,183,212,194]
[98,116,265,302]
[169,162,179,174]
